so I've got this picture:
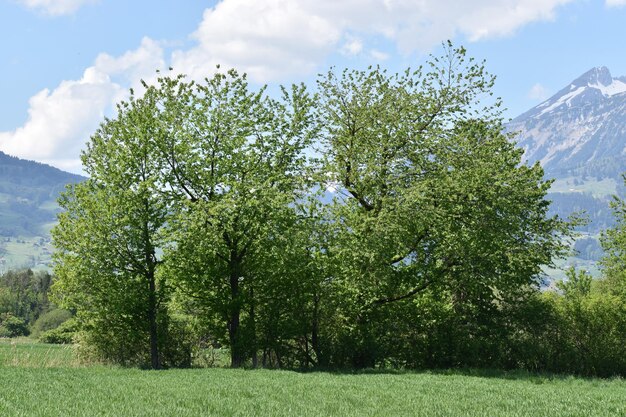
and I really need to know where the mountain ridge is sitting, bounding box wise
[508,66,626,179]
[0,151,85,271]
[506,66,626,278]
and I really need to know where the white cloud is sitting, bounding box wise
[606,0,626,6]
[0,38,164,173]
[171,0,341,82]
[16,0,97,16]
[341,36,364,56]
[528,83,550,101]
[171,0,575,82]
[2,0,578,172]
[370,49,390,61]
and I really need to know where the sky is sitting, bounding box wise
[1,0,626,173]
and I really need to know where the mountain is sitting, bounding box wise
[0,151,84,271]
[509,66,626,179]
[506,67,626,278]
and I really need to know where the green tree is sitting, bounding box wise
[600,174,626,297]
[314,44,572,367]
[0,269,52,325]
[53,87,169,369]
[154,70,316,367]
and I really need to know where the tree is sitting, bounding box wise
[600,174,626,298]
[53,87,169,369]
[314,44,572,367]
[0,269,52,326]
[153,70,316,367]
[51,49,576,372]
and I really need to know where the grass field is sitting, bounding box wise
[0,236,53,273]
[550,177,618,198]
[1,339,625,417]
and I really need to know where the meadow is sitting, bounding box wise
[1,339,625,417]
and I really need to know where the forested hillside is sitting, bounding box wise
[0,152,84,271]
[507,67,626,275]
[0,152,84,237]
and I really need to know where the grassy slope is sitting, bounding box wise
[1,340,624,417]
[550,177,618,198]
[0,236,54,273]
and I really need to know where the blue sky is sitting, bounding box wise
[1,0,626,173]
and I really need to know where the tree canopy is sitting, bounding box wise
[52,45,575,371]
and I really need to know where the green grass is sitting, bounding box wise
[0,338,77,368]
[550,177,618,198]
[0,236,53,273]
[1,339,625,417]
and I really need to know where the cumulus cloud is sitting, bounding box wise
[171,0,341,82]
[370,49,390,61]
[528,83,550,101]
[341,36,364,56]
[0,38,164,173]
[171,0,575,82]
[3,0,578,172]
[16,0,97,16]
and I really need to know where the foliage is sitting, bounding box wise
[52,86,172,369]
[600,175,626,297]
[50,46,583,373]
[39,318,77,344]
[0,269,53,333]
[31,308,72,338]
[0,314,29,338]
[311,44,571,368]
[154,69,317,368]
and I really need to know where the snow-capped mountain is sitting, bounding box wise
[508,66,626,177]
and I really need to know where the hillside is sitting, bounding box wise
[507,66,626,277]
[0,152,84,271]
[510,67,626,179]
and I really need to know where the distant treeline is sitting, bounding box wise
[0,269,73,342]
[548,192,615,233]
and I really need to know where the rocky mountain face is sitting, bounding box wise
[509,66,626,179]
[506,67,626,277]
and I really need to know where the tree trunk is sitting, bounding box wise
[311,290,324,367]
[147,272,160,370]
[228,249,244,368]
[143,207,160,370]
[250,285,258,368]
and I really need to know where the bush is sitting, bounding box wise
[160,314,196,368]
[0,314,29,337]
[31,308,72,337]
[39,318,78,344]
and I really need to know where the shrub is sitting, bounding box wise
[31,308,72,337]
[0,314,29,337]
[39,318,78,344]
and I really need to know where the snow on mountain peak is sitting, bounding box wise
[508,65,626,178]
[589,78,626,97]
[529,67,626,118]
[572,66,626,97]
[573,66,613,87]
